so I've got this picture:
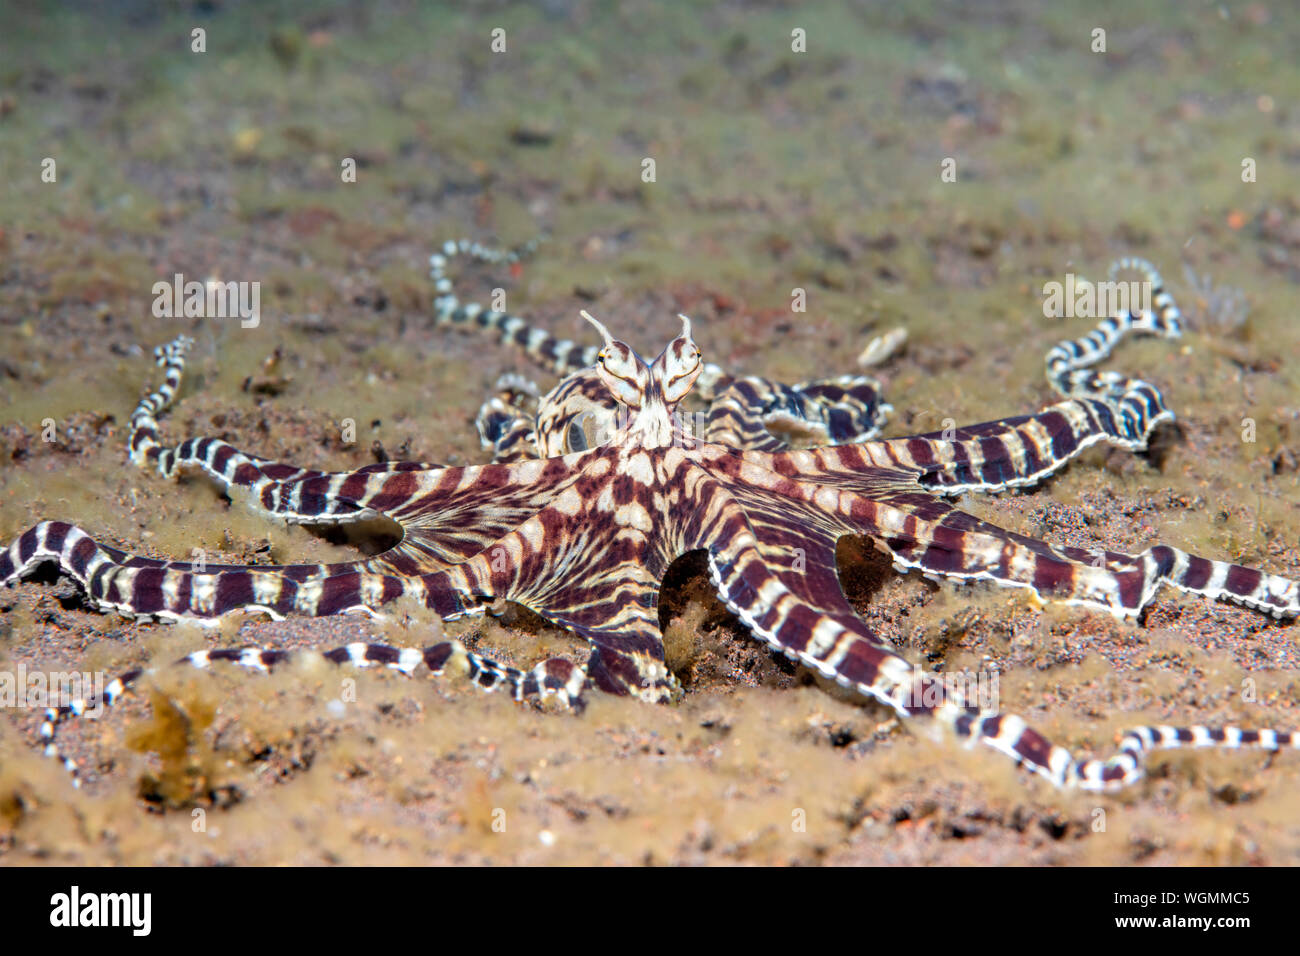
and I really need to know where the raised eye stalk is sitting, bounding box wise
[580,310,616,349]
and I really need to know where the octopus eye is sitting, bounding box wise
[565,418,589,452]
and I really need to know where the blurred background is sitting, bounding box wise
[2,1,1296,438]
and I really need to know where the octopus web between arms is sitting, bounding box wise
[3,256,1298,793]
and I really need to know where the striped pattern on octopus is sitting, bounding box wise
[2,252,1298,795]
[430,237,898,460]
